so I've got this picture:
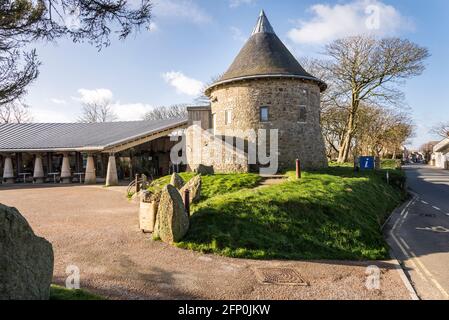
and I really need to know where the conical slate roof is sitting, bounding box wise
[207,11,326,93]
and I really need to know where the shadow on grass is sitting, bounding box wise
[178,166,406,261]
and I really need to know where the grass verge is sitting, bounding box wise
[50,285,104,300]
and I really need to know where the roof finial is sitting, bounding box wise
[252,10,274,36]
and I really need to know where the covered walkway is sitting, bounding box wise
[0,118,187,186]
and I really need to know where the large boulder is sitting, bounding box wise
[153,185,189,244]
[0,204,54,300]
[180,175,202,204]
[169,173,185,189]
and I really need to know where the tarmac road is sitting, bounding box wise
[386,164,449,300]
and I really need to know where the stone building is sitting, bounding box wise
[0,11,328,185]
[432,138,449,169]
[186,11,328,173]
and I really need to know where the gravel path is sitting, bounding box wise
[0,184,411,300]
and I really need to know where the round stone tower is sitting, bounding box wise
[205,11,328,171]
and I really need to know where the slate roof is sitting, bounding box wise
[0,118,187,152]
[207,11,326,93]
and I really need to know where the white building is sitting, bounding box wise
[432,138,449,169]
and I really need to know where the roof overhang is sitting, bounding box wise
[433,138,449,153]
[0,119,188,154]
[103,120,188,153]
[205,74,327,95]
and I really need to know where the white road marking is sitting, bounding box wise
[398,237,411,250]
[390,231,427,282]
[432,206,441,211]
[390,195,449,299]
[421,201,429,205]
[408,249,449,299]
[404,210,409,220]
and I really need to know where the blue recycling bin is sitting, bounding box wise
[359,156,375,171]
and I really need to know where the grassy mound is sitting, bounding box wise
[175,166,405,260]
[148,173,262,201]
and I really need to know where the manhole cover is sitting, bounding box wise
[254,268,308,286]
[420,213,437,218]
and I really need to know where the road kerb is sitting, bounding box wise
[383,195,420,300]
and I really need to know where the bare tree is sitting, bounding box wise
[431,122,449,139]
[420,141,439,162]
[0,100,32,123]
[195,74,223,105]
[318,36,429,163]
[1,1,152,110]
[78,99,117,123]
[143,104,187,121]
[0,50,40,106]
[354,105,414,159]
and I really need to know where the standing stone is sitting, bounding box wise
[169,173,185,189]
[180,175,202,204]
[0,204,54,300]
[153,185,189,244]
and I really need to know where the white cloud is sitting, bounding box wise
[110,102,155,121]
[148,21,159,32]
[229,0,256,8]
[72,88,159,121]
[74,88,114,104]
[162,71,204,96]
[153,0,211,24]
[230,26,247,43]
[50,98,67,105]
[287,0,413,45]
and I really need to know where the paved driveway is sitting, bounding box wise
[386,165,449,300]
[0,184,411,300]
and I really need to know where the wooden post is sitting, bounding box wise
[296,159,301,179]
[354,158,359,172]
[184,189,190,217]
[135,174,140,193]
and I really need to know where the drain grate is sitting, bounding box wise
[254,267,308,286]
[420,213,437,218]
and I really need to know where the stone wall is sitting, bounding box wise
[207,78,328,171]
[185,125,250,174]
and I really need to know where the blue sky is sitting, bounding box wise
[24,0,449,148]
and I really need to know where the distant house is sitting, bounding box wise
[432,138,449,169]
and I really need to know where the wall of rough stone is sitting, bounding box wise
[185,125,250,174]
[207,78,328,171]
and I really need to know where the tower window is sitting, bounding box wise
[225,110,232,125]
[212,114,217,135]
[260,106,269,122]
[299,106,307,123]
